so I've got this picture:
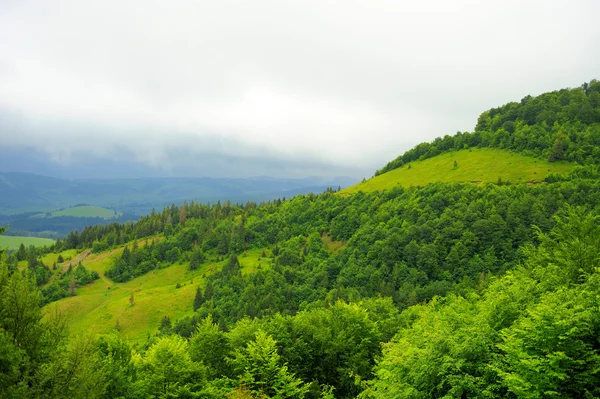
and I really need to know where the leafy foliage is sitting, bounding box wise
[365,207,600,398]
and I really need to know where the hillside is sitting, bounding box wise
[340,148,573,195]
[45,246,272,344]
[24,176,600,398]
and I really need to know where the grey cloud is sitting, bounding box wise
[0,0,599,179]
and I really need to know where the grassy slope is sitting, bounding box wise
[41,249,79,266]
[340,148,573,195]
[0,235,56,250]
[49,205,121,219]
[44,245,272,345]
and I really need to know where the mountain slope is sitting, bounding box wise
[44,246,271,344]
[340,148,573,195]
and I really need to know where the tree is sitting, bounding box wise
[138,335,206,398]
[189,247,204,271]
[497,284,600,398]
[549,131,566,162]
[1,267,43,355]
[231,330,309,398]
[193,286,204,311]
[159,315,172,335]
[33,336,106,399]
[69,279,76,296]
[179,202,187,225]
[223,255,241,277]
[190,315,231,378]
[17,243,26,261]
[96,334,137,398]
[204,280,214,301]
[27,247,37,269]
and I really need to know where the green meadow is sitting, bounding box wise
[48,205,121,219]
[0,235,55,250]
[340,148,573,195]
[44,246,272,345]
[41,249,79,266]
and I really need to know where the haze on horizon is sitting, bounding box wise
[0,0,598,179]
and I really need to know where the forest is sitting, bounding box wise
[1,81,600,398]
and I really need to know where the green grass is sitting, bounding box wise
[43,246,272,345]
[47,206,121,219]
[41,249,79,266]
[0,235,55,250]
[340,148,574,195]
[322,234,345,254]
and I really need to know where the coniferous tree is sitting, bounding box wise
[189,247,204,271]
[17,243,26,261]
[193,286,204,311]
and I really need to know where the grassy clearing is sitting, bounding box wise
[321,234,345,254]
[41,249,79,266]
[44,246,272,345]
[340,148,574,195]
[48,206,121,219]
[0,235,55,250]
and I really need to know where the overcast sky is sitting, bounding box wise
[1,0,599,178]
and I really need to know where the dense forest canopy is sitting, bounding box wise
[2,81,600,398]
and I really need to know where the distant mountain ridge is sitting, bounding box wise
[0,172,357,213]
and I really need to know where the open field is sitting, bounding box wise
[340,148,574,195]
[48,205,121,219]
[0,235,55,250]
[44,246,272,345]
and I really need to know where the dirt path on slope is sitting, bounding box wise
[61,250,91,271]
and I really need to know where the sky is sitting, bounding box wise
[0,0,599,179]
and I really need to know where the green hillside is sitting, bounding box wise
[46,245,272,344]
[0,235,55,250]
[341,148,573,195]
[48,205,121,219]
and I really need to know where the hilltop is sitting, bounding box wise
[378,79,600,175]
[340,148,573,194]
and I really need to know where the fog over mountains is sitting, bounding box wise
[2,1,598,181]
[0,171,357,212]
